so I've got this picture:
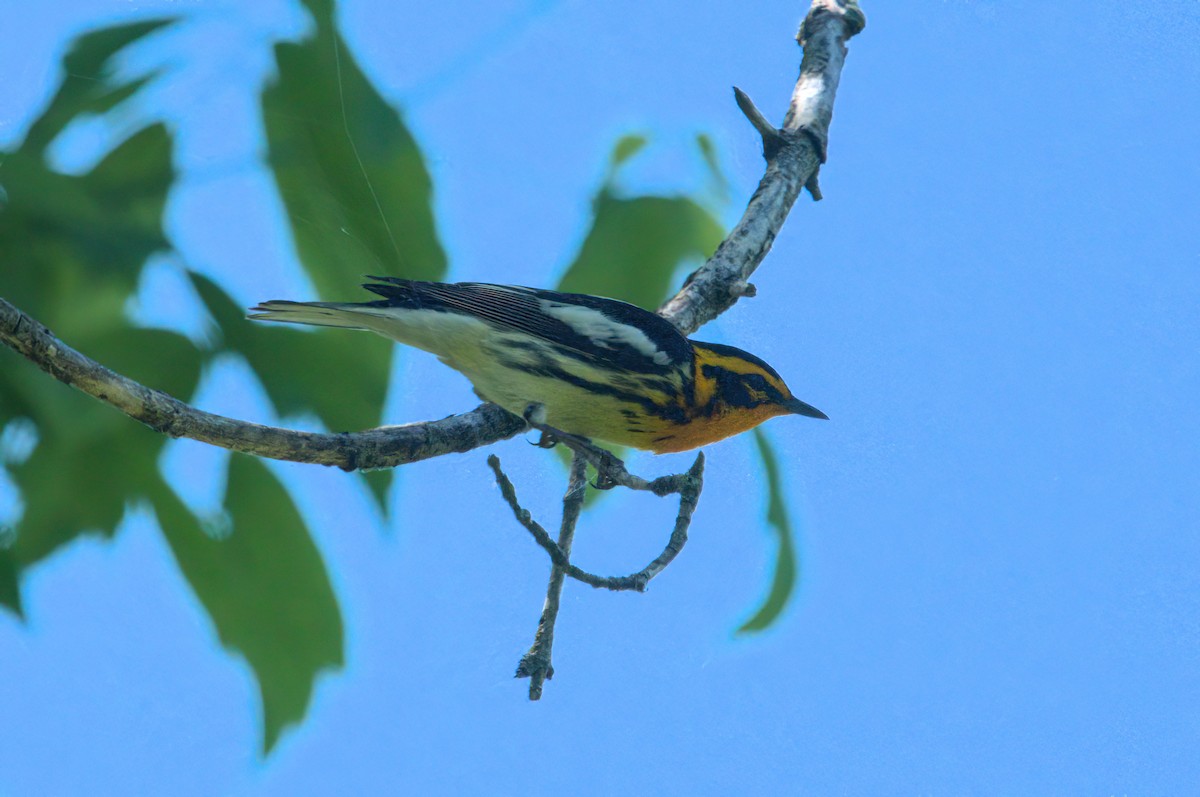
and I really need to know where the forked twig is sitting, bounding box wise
[487,447,705,698]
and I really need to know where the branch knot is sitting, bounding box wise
[800,0,866,45]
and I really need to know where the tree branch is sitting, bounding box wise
[658,0,864,335]
[0,0,863,467]
[0,297,524,468]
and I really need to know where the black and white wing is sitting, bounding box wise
[360,278,692,375]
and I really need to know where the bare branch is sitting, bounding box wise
[512,452,588,700]
[0,297,524,469]
[487,451,706,594]
[658,0,864,335]
[0,0,864,467]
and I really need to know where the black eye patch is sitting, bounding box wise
[701,364,764,410]
[744,373,769,391]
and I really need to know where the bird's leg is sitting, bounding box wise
[522,404,595,455]
[586,449,624,491]
[521,404,626,490]
[523,404,560,449]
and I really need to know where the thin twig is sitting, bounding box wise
[487,451,706,594]
[513,452,588,700]
[734,86,786,159]
[487,455,565,565]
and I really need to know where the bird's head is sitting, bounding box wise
[690,341,827,425]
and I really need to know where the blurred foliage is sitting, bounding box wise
[264,0,446,292]
[0,2,447,752]
[0,17,347,754]
[738,429,798,633]
[153,456,342,754]
[0,0,801,757]
[19,20,171,157]
[0,22,190,612]
[557,133,725,311]
[255,0,448,505]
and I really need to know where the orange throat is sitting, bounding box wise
[646,403,790,454]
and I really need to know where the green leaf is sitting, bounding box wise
[9,431,159,566]
[258,2,450,512]
[20,19,176,156]
[1,17,348,752]
[296,0,336,20]
[695,133,730,200]
[609,133,649,170]
[77,122,175,258]
[695,132,719,175]
[189,272,388,434]
[737,429,798,633]
[89,327,203,405]
[556,191,723,311]
[0,20,182,615]
[0,94,185,576]
[360,469,392,511]
[0,124,174,332]
[0,552,22,617]
[3,328,199,568]
[261,6,447,296]
[153,456,343,754]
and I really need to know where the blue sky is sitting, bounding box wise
[2,0,1199,794]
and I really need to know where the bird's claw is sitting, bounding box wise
[522,412,629,490]
[531,430,559,449]
[590,451,624,490]
[590,475,617,491]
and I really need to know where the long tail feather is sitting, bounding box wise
[247,300,377,330]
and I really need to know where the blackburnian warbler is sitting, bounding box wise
[249,278,826,453]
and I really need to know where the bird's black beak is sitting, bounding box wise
[784,397,829,420]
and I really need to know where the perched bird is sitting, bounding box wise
[249,278,826,453]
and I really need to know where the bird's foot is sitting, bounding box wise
[523,404,559,449]
[531,430,559,450]
[589,449,625,491]
[521,405,627,490]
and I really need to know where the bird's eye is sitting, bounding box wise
[744,373,769,391]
